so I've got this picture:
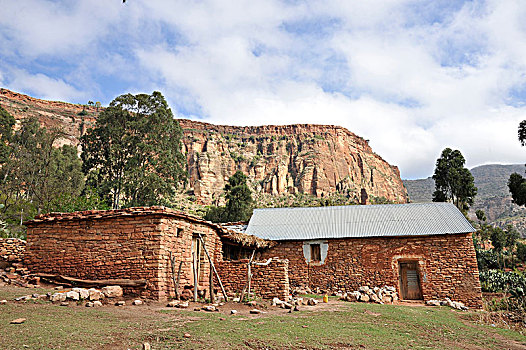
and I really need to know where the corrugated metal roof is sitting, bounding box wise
[245,202,475,241]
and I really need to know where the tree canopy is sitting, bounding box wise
[431,148,477,212]
[81,91,186,209]
[0,111,89,237]
[509,120,526,206]
[205,171,253,223]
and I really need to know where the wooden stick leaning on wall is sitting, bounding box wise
[239,249,256,303]
[169,252,181,300]
[197,233,228,302]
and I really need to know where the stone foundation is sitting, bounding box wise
[261,233,483,308]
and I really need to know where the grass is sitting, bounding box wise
[1,286,526,349]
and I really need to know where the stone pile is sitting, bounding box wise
[339,286,398,304]
[272,296,319,309]
[426,298,468,310]
[0,238,31,287]
[11,285,139,307]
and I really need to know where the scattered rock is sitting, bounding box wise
[93,301,103,307]
[360,294,370,303]
[250,309,265,314]
[60,302,69,306]
[230,310,238,315]
[177,302,189,309]
[88,288,103,301]
[85,302,94,307]
[132,299,143,306]
[282,302,293,309]
[307,298,318,306]
[203,305,216,312]
[183,333,191,338]
[167,300,179,307]
[193,307,201,311]
[247,300,257,307]
[101,285,123,298]
[142,343,151,350]
[272,297,283,306]
[10,318,26,324]
[54,286,63,290]
[72,288,90,300]
[66,291,80,301]
[115,301,125,306]
[426,300,441,307]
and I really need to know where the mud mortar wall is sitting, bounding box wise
[261,233,482,308]
[217,258,289,300]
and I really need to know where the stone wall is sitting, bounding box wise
[0,238,26,269]
[261,233,483,308]
[217,258,289,300]
[24,207,224,300]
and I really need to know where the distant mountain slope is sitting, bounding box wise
[403,164,526,236]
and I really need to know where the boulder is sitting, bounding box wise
[66,291,80,301]
[72,288,90,300]
[177,302,189,309]
[102,286,123,298]
[307,298,318,306]
[360,294,370,303]
[10,318,26,324]
[167,300,179,307]
[426,300,441,307]
[93,301,103,307]
[88,289,103,301]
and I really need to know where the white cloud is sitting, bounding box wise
[8,69,85,102]
[2,0,526,178]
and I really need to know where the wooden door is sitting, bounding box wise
[399,262,422,300]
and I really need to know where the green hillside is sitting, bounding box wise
[403,164,526,236]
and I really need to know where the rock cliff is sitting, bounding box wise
[0,88,408,205]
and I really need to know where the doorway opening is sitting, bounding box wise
[399,261,423,300]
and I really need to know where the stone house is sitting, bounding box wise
[245,202,483,308]
[24,207,285,300]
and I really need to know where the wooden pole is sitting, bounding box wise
[209,263,214,303]
[198,234,228,302]
[170,252,183,300]
[175,261,182,300]
[239,250,256,303]
[192,252,198,302]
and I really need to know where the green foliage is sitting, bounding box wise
[517,242,526,263]
[508,172,526,206]
[479,270,526,293]
[81,91,187,209]
[432,148,477,212]
[491,225,520,253]
[476,248,500,271]
[0,112,95,238]
[205,171,253,223]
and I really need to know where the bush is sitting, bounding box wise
[479,270,526,293]
[476,248,500,271]
[517,242,526,263]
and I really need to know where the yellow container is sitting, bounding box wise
[323,294,329,303]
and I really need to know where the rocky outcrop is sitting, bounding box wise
[180,120,407,204]
[0,88,408,205]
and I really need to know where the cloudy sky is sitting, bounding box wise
[1,0,526,179]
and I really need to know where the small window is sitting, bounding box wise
[176,228,183,237]
[310,244,321,262]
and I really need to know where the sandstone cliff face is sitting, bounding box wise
[0,89,408,205]
[180,120,408,205]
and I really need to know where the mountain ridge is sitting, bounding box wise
[0,88,408,208]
